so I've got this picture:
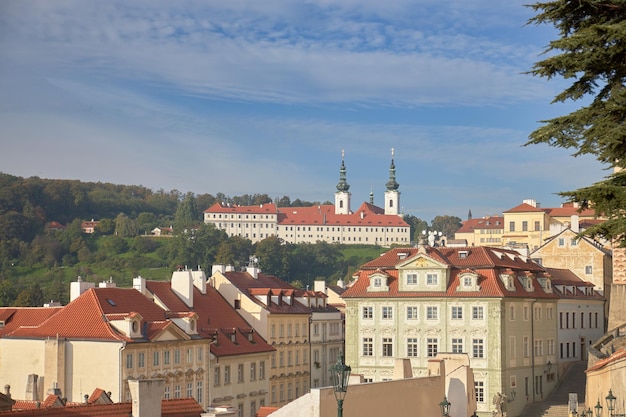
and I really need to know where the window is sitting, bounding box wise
[271,386,276,403]
[475,381,485,403]
[259,361,265,380]
[362,306,373,319]
[288,383,293,401]
[509,221,515,232]
[523,336,529,357]
[427,306,438,320]
[427,338,438,357]
[406,306,418,320]
[224,365,231,384]
[138,352,145,368]
[509,305,515,321]
[534,306,542,320]
[279,351,284,367]
[164,386,170,400]
[196,381,203,404]
[197,347,203,362]
[382,338,393,357]
[407,338,419,357]
[126,353,133,369]
[426,273,438,285]
[452,338,464,353]
[452,306,463,320]
[558,238,565,246]
[472,306,484,320]
[363,337,373,356]
[571,238,578,246]
[271,325,276,338]
[187,348,192,363]
[174,349,180,364]
[547,306,553,320]
[296,349,300,365]
[473,338,484,358]
[547,339,555,356]
[153,351,159,366]
[522,221,528,231]
[534,340,543,357]
[187,382,192,398]
[238,364,244,383]
[523,305,529,321]
[279,324,284,338]
[214,366,221,386]
[288,351,292,366]
[373,277,382,287]
[463,275,473,286]
[174,384,181,399]
[279,384,284,402]
[287,324,292,337]
[585,265,593,274]
[250,401,256,417]
[406,273,418,285]
[534,221,541,231]
[382,306,393,320]
[250,363,256,381]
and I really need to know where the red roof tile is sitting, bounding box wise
[504,203,545,213]
[343,246,559,300]
[5,288,173,342]
[256,406,278,417]
[4,398,204,416]
[456,216,504,233]
[146,281,275,358]
[0,307,62,337]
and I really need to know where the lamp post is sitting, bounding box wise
[439,396,451,417]
[606,389,616,417]
[595,399,603,417]
[330,352,351,417]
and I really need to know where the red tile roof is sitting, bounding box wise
[543,206,597,218]
[456,216,504,233]
[343,246,560,300]
[205,201,409,227]
[0,307,62,337]
[586,348,626,372]
[146,281,275,358]
[504,203,545,213]
[5,288,174,342]
[256,406,278,417]
[3,398,204,416]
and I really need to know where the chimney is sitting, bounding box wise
[26,374,38,401]
[128,379,164,417]
[133,276,147,295]
[336,278,345,289]
[99,277,116,288]
[192,269,207,294]
[314,280,326,294]
[171,270,194,308]
[571,214,580,233]
[70,276,95,302]
[523,198,537,208]
[4,384,10,399]
[212,264,226,275]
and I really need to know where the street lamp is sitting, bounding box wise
[584,407,594,417]
[606,389,617,417]
[330,352,351,417]
[595,399,603,417]
[439,396,451,417]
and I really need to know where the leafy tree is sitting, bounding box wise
[165,224,228,270]
[14,282,45,307]
[403,214,430,242]
[131,236,158,254]
[115,213,138,237]
[101,235,129,255]
[430,215,462,240]
[96,218,115,235]
[527,0,626,244]
[0,279,17,307]
[254,236,292,278]
[174,193,199,233]
[136,212,158,235]
[215,236,253,267]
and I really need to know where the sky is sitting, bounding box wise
[0,0,609,222]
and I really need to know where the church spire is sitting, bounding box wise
[336,149,350,192]
[369,187,374,205]
[385,147,399,191]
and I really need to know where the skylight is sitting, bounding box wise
[106,299,116,306]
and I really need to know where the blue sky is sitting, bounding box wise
[0,0,607,222]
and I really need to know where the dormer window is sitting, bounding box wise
[459,251,469,259]
[367,273,389,292]
[426,273,438,285]
[374,278,382,287]
[463,276,473,287]
[406,273,418,285]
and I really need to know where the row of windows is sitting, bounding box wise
[126,347,203,369]
[214,361,266,386]
[271,348,309,368]
[270,322,308,339]
[405,272,439,286]
[508,304,555,321]
[219,223,273,229]
[161,381,203,403]
[559,311,599,329]
[216,221,408,235]
[513,336,556,358]
[362,305,485,321]
[211,214,274,220]
[362,336,486,359]
[271,380,308,404]
[311,322,341,336]
[509,220,542,232]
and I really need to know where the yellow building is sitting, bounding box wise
[0,286,206,406]
[210,264,343,408]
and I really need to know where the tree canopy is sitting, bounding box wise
[527,0,626,244]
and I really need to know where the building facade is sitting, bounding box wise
[342,244,584,417]
[203,151,410,246]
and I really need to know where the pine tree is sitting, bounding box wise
[527,0,626,245]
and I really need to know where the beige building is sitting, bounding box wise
[135,269,275,417]
[210,264,343,408]
[268,357,476,417]
[455,199,602,252]
[0,285,206,406]
[203,151,410,247]
[342,244,565,417]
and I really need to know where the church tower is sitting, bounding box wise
[384,148,401,216]
[335,150,351,215]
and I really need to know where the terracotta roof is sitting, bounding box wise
[205,201,409,227]
[221,271,313,314]
[504,203,545,213]
[3,398,204,416]
[146,281,275,358]
[343,246,558,300]
[256,406,279,417]
[586,348,626,372]
[0,307,62,337]
[456,216,504,233]
[543,206,597,218]
[5,288,174,342]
